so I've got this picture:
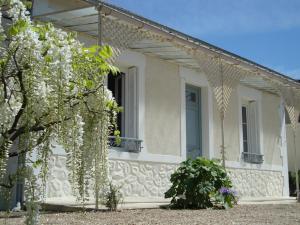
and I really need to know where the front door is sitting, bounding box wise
[186,85,202,159]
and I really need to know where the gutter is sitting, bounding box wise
[82,0,300,88]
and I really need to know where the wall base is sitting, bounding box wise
[46,155,284,204]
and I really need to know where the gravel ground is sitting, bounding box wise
[1,204,300,225]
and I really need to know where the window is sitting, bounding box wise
[107,67,142,152]
[108,72,125,135]
[241,100,263,164]
[241,106,248,153]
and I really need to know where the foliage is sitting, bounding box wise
[0,0,120,224]
[212,187,238,209]
[165,157,234,209]
[103,182,123,211]
[289,170,300,197]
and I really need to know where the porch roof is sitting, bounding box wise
[32,0,300,96]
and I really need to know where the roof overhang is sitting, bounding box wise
[32,0,300,95]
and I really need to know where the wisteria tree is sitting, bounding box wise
[0,0,119,224]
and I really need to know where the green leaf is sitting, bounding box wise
[84,79,94,89]
[8,19,29,36]
[32,159,43,169]
[99,45,113,59]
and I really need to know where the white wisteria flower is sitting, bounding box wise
[0,0,120,224]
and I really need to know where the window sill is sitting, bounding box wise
[108,136,142,153]
[242,152,264,164]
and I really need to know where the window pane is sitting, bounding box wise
[242,124,248,140]
[107,72,124,136]
[242,106,247,123]
[242,106,248,153]
[243,141,248,152]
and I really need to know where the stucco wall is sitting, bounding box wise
[287,124,300,172]
[261,92,282,166]
[228,168,283,197]
[46,155,177,202]
[213,85,283,166]
[213,88,240,161]
[144,56,181,156]
[46,155,284,203]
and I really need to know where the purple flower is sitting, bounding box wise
[219,187,236,196]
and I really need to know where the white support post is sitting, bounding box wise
[280,87,300,201]
[293,130,300,201]
[219,58,226,168]
[280,98,290,197]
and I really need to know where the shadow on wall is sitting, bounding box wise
[289,170,300,196]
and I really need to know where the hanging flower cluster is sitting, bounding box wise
[0,0,120,223]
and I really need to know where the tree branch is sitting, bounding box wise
[8,48,27,134]
[10,116,71,142]
[0,175,14,189]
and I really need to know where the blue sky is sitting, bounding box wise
[107,0,300,80]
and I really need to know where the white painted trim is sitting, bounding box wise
[207,84,214,159]
[109,150,183,164]
[180,77,187,160]
[124,66,138,138]
[279,98,290,196]
[51,142,184,164]
[226,160,283,172]
[115,50,146,148]
[179,66,214,159]
[237,85,264,160]
[111,50,186,163]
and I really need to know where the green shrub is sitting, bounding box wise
[165,157,236,209]
[104,182,123,211]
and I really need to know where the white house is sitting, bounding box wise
[17,0,300,205]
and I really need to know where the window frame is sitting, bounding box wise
[107,67,141,153]
[238,86,263,164]
[108,72,126,136]
[241,104,249,153]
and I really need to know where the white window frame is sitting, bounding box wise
[107,52,143,153]
[124,67,138,138]
[179,66,214,160]
[241,103,250,153]
[238,85,264,164]
[241,100,260,154]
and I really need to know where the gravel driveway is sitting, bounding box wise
[1,204,300,225]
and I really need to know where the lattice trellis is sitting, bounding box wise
[277,86,300,131]
[100,15,164,62]
[101,17,147,59]
[196,54,246,119]
[194,53,249,166]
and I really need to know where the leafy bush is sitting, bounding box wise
[104,182,123,211]
[165,157,236,209]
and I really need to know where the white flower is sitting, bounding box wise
[106,89,114,101]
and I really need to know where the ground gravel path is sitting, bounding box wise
[1,204,300,225]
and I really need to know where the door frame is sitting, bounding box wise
[185,84,202,158]
[180,66,214,161]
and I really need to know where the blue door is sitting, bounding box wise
[186,85,202,159]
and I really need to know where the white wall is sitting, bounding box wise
[144,56,181,156]
[261,92,282,166]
